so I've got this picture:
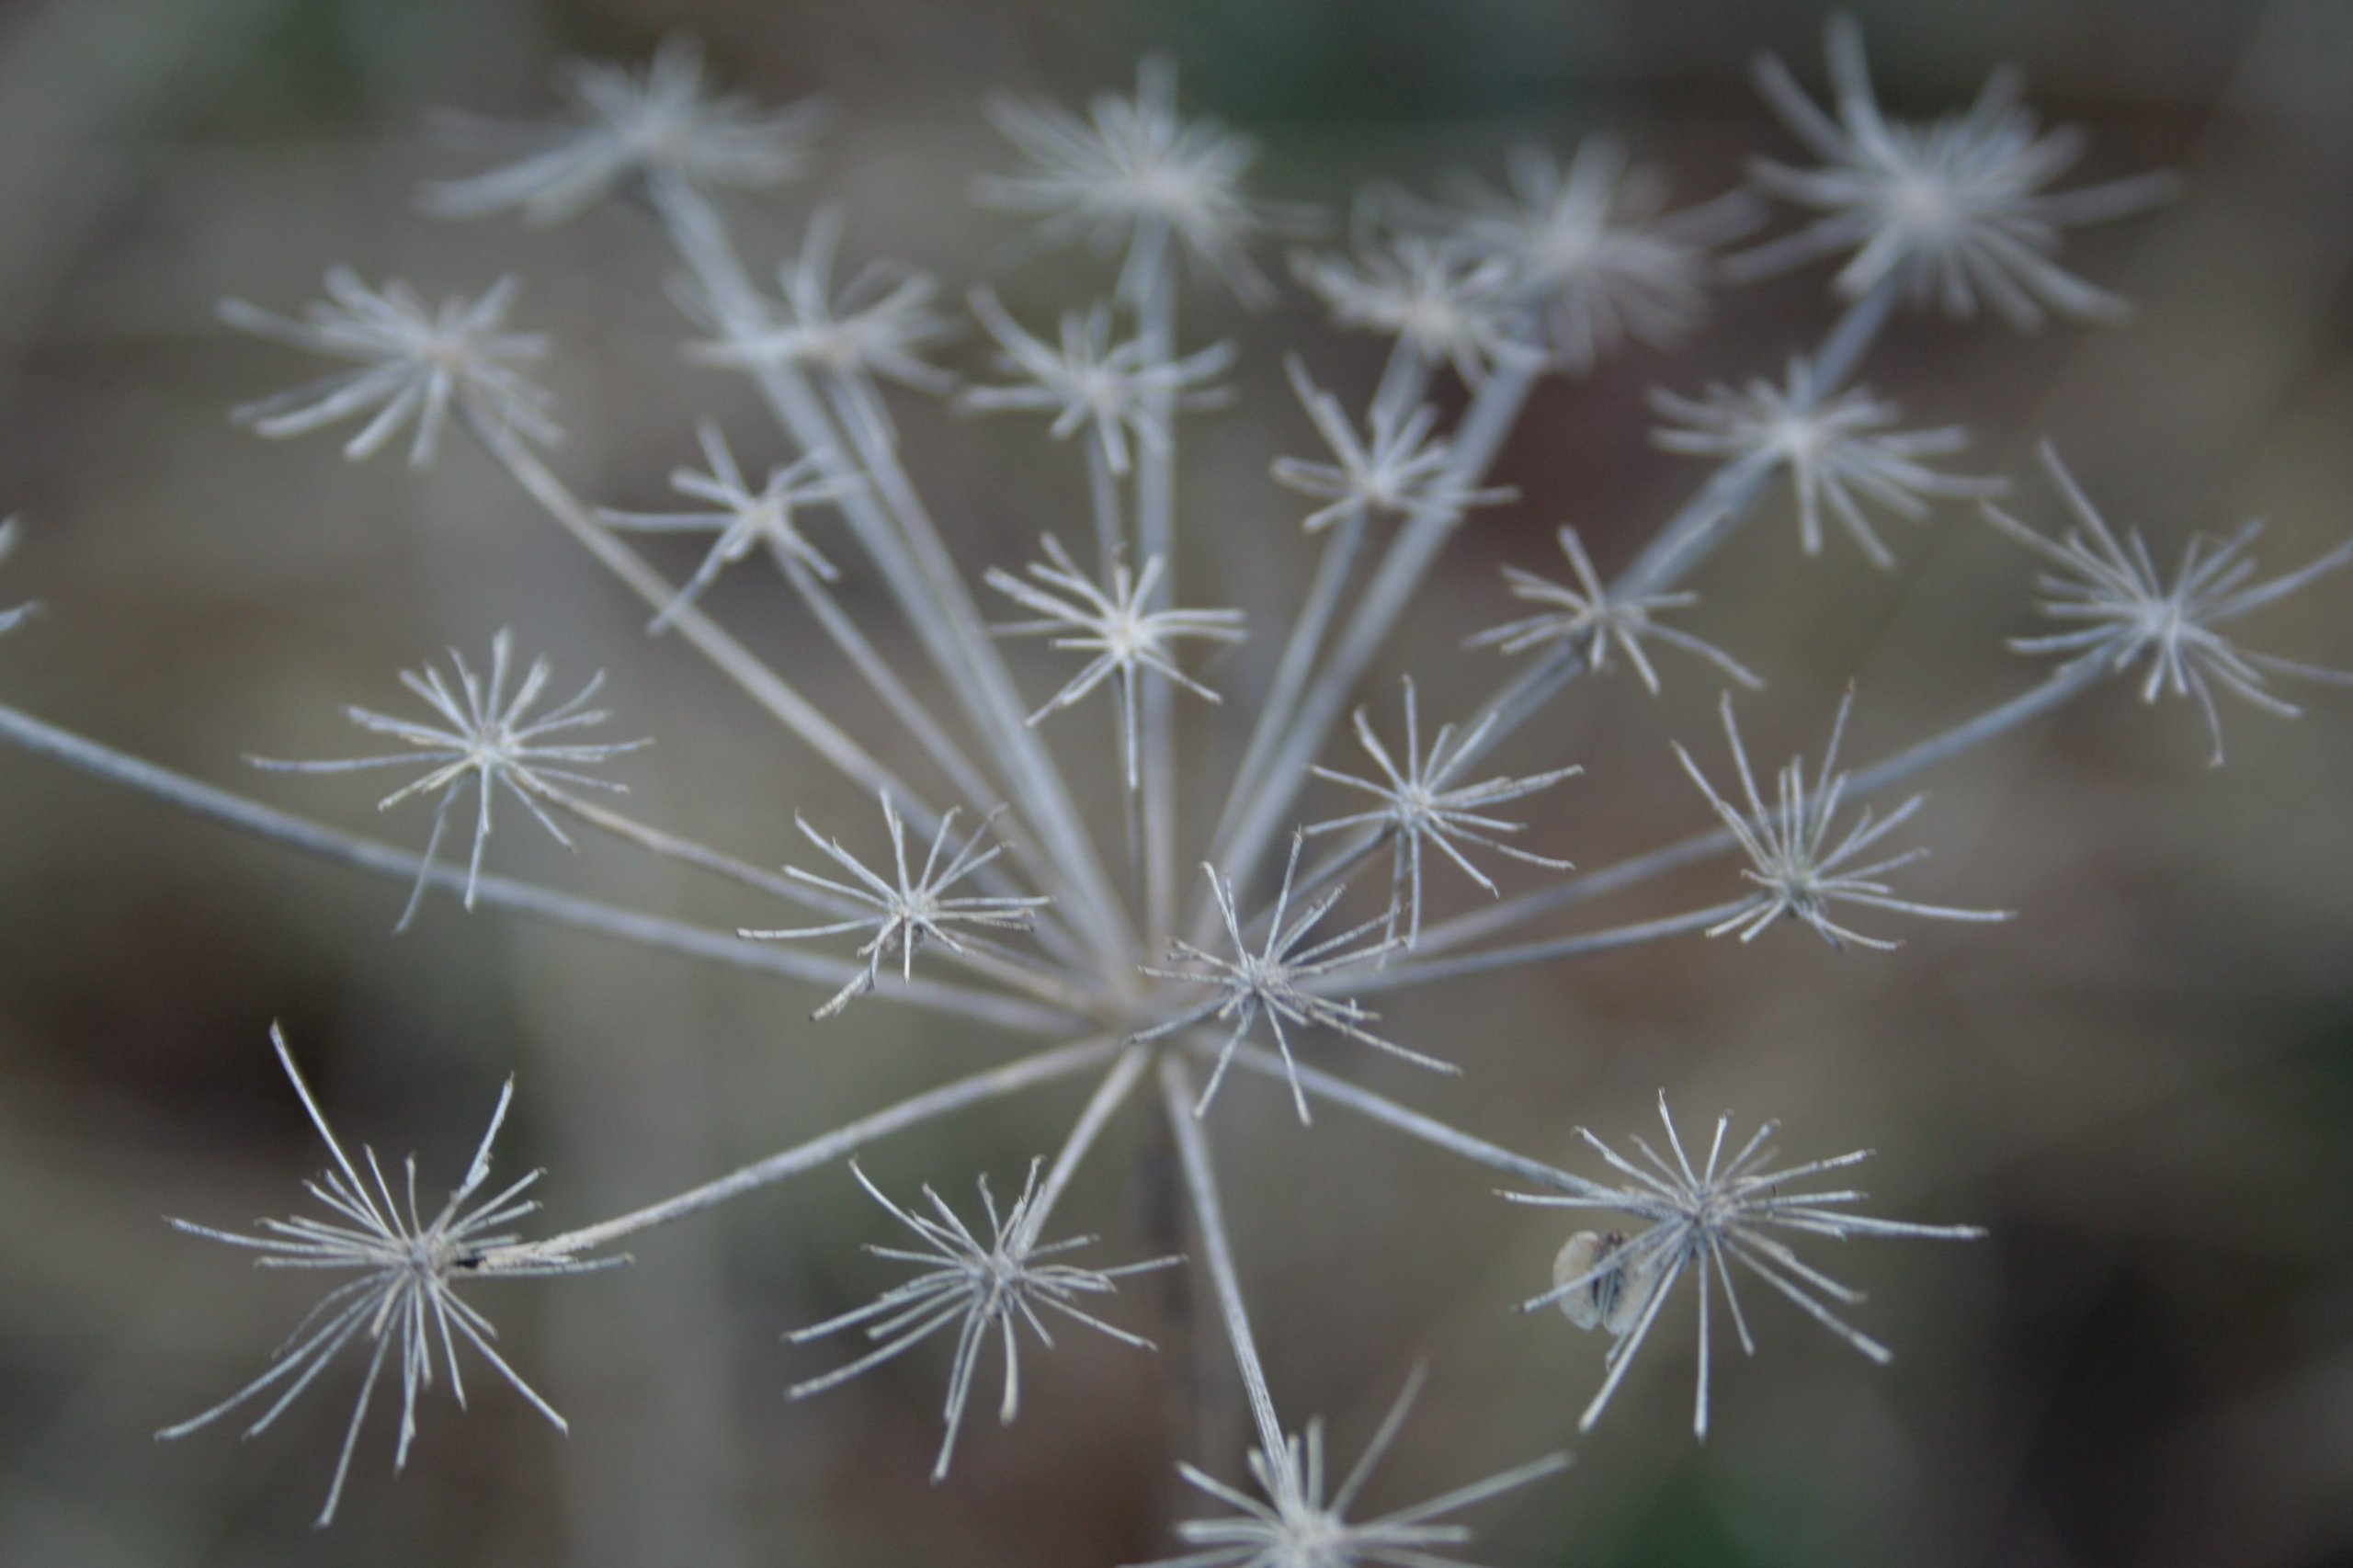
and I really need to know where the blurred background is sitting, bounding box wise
[1,0,2350,1563]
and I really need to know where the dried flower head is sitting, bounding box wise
[961,288,1234,477]
[1272,358,1517,533]
[254,631,649,928]
[1291,229,1540,387]
[424,35,822,224]
[972,54,1303,306]
[1448,139,1756,373]
[745,790,1050,1019]
[1674,690,2010,950]
[789,1159,1178,1482]
[985,533,1245,789]
[682,206,957,448]
[159,1026,611,1525]
[1728,16,2176,327]
[1507,1091,1984,1437]
[1133,836,1453,1123]
[598,421,863,631]
[1652,358,2001,569]
[1135,1366,1569,1568]
[1303,676,1579,948]
[220,270,556,466]
[1985,443,2353,765]
[1469,525,1762,694]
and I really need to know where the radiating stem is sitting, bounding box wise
[1211,507,1368,859]
[1212,1041,1605,1198]
[1341,900,1753,994]
[1010,1043,1152,1253]
[1158,1052,1288,1461]
[481,1035,1122,1267]
[1137,265,1180,949]
[0,701,1082,1034]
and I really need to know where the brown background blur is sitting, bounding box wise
[1,1,2350,1564]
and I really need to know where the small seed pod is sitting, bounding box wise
[1553,1230,1650,1335]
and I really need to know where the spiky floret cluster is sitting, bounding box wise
[972,54,1304,305]
[1675,690,2010,951]
[159,1028,612,1525]
[424,34,823,224]
[599,420,863,629]
[1274,358,1517,531]
[78,15,2343,1552]
[1469,525,1761,693]
[789,1159,1178,1482]
[1986,444,2353,764]
[963,288,1236,475]
[986,533,1245,788]
[254,630,649,927]
[1506,1093,1984,1438]
[1134,1368,1570,1568]
[1304,676,1580,949]
[1133,838,1453,1123]
[1729,15,2177,326]
[1652,357,2002,568]
[220,269,557,466]
[746,791,1050,1018]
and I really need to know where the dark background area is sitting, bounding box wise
[0,1,2349,1564]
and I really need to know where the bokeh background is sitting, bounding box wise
[2,1,2350,1564]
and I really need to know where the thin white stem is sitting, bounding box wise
[1137,266,1180,949]
[1341,900,1753,994]
[1210,507,1368,858]
[481,1035,1122,1266]
[1158,1052,1287,1460]
[0,701,1082,1034]
[1211,1040,1607,1198]
[1086,437,1125,579]
[1009,1043,1153,1253]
